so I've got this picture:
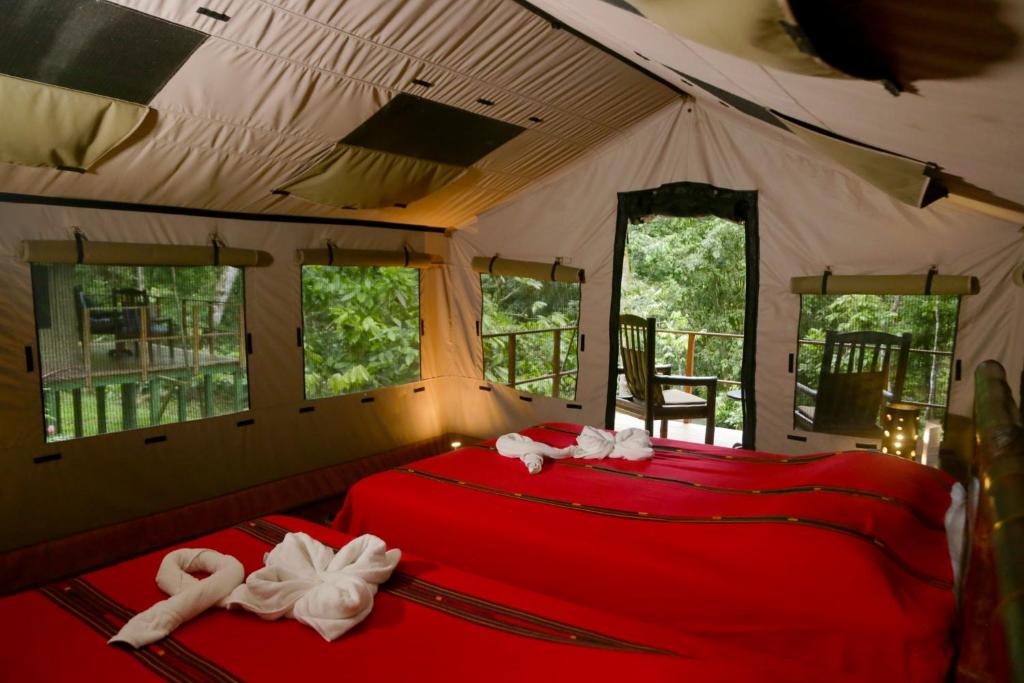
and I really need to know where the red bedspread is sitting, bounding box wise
[0,515,816,682]
[336,423,958,682]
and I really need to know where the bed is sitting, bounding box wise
[0,514,829,683]
[336,423,958,682]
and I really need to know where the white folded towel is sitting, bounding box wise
[226,532,400,642]
[109,548,245,648]
[496,432,574,474]
[495,427,653,473]
[574,425,653,461]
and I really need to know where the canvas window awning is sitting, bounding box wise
[471,256,585,284]
[21,239,272,267]
[296,246,443,268]
[0,75,149,172]
[790,273,980,296]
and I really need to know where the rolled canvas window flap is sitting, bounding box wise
[296,248,442,268]
[21,240,272,267]
[791,274,979,295]
[279,144,466,210]
[0,74,148,170]
[623,0,842,78]
[471,256,585,284]
[779,116,934,207]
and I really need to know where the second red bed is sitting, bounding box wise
[336,423,958,682]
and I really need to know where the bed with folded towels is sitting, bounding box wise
[0,514,828,683]
[335,422,959,682]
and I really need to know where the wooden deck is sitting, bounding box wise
[45,340,241,388]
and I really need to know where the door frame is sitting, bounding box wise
[604,181,760,449]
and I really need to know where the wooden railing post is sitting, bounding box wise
[82,309,93,389]
[686,332,696,376]
[139,306,149,382]
[551,328,562,398]
[191,303,201,374]
[237,303,247,371]
[206,303,215,354]
[507,333,517,387]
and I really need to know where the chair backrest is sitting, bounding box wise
[619,314,662,405]
[812,330,912,432]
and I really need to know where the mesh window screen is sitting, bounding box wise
[31,263,248,442]
[795,293,960,431]
[301,266,420,399]
[481,275,581,400]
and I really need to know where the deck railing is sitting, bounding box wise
[482,326,578,398]
[483,324,953,413]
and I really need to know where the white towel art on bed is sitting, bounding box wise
[109,548,245,648]
[226,531,400,642]
[495,426,653,474]
[574,425,654,461]
[495,432,575,474]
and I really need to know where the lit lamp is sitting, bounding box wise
[881,402,920,459]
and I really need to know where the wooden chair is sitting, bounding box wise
[112,288,177,360]
[795,330,911,438]
[616,315,718,443]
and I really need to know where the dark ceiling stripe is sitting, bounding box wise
[0,193,448,233]
[509,0,688,99]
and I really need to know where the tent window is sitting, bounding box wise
[794,293,961,447]
[481,275,581,400]
[31,263,248,442]
[301,266,421,399]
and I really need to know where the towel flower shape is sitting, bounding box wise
[226,532,401,642]
[110,548,245,648]
[574,425,654,461]
[495,426,653,474]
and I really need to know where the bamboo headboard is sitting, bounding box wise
[971,361,1024,682]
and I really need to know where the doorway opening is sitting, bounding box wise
[607,182,758,448]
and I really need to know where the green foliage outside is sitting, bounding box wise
[621,215,747,429]
[481,275,580,399]
[302,266,420,398]
[38,264,247,442]
[797,294,959,423]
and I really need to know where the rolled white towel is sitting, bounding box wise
[109,548,245,648]
[226,532,400,642]
[574,425,653,461]
[496,433,574,474]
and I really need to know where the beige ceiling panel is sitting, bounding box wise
[152,39,388,143]
[0,75,148,171]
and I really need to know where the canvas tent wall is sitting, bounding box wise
[442,98,1024,455]
[1,0,1023,557]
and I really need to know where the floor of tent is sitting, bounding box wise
[613,410,743,447]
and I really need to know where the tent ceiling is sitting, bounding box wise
[0,0,677,229]
[529,0,1024,212]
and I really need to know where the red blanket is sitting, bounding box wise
[0,515,815,682]
[337,423,957,682]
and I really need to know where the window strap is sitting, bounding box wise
[326,241,335,266]
[924,266,938,295]
[403,244,410,268]
[488,254,499,274]
[73,228,87,265]
[820,268,832,295]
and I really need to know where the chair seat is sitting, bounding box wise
[796,405,815,419]
[662,389,707,406]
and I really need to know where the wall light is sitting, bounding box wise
[450,441,462,449]
[880,402,920,459]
